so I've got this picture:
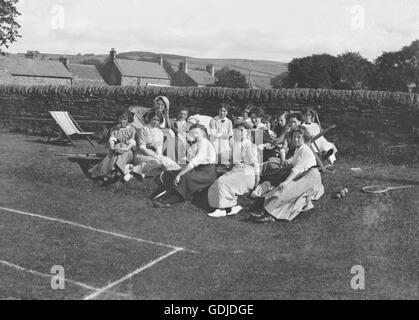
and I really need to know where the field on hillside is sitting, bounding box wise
[0,133,418,300]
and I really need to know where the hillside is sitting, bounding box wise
[7,51,288,88]
[118,52,288,88]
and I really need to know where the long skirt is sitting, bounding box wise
[176,134,189,165]
[162,129,176,162]
[263,168,324,221]
[208,164,256,209]
[133,151,180,177]
[211,138,231,165]
[89,150,133,178]
[161,164,217,200]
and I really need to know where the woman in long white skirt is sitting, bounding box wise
[208,124,260,218]
[252,126,324,223]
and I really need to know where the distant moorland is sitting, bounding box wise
[8,51,289,89]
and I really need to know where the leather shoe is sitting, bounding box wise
[252,214,276,224]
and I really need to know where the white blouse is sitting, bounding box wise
[286,144,317,175]
[210,116,233,140]
[187,138,217,168]
[232,139,259,167]
[303,123,321,137]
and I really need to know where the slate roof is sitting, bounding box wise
[114,58,170,80]
[186,69,216,86]
[0,56,73,79]
[67,64,107,86]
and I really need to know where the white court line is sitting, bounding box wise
[0,259,131,299]
[83,248,183,300]
[0,259,98,291]
[0,206,193,252]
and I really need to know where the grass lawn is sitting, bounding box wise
[0,133,418,300]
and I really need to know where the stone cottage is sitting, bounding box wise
[101,48,171,87]
[60,58,107,87]
[172,60,216,87]
[0,53,73,86]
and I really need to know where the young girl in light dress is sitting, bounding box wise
[88,112,136,182]
[209,105,234,165]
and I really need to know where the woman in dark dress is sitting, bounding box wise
[152,124,218,207]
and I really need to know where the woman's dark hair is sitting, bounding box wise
[117,111,130,120]
[219,103,230,112]
[302,107,317,118]
[288,112,302,122]
[146,110,164,124]
[293,126,312,143]
[190,124,208,138]
[178,107,189,114]
[277,111,289,119]
[250,107,264,118]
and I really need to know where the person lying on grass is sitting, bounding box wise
[207,123,260,218]
[88,112,136,183]
[152,124,217,208]
[251,126,324,223]
[131,110,180,180]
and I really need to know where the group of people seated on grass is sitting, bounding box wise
[87,96,337,223]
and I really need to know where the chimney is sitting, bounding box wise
[59,57,70,69]
[179,60,188,74]
[206,64,215,77]
[25,51,38,59]
[110,48,117,62]
[157,55,164,66]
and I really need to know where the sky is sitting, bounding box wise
[6,0,419,62]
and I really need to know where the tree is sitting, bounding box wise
[215,67,248,88]
[271,71,289,89]
[0,0,21,49]
[372,40,419,92]
[286,54,340,89]
[335,52,374,89]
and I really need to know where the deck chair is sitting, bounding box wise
[129,106,150,131]
[310,125,336,173]
[49,111,95,146]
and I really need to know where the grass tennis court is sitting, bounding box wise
[0,133,417,300]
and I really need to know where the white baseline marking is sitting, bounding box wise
[0,259,97,291]
[83,248,183,300]
[0,206,192,252]
[0,259,131,298]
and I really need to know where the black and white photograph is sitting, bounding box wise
[0,0,418,304]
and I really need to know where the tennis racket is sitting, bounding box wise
[362,185,415,194]
[54,152,107,159]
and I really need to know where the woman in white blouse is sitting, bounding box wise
[209,105,234,165]
[153,124,217,207]
[132,110,180,179]
[252,126,324,223]
[208,124,260,218]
